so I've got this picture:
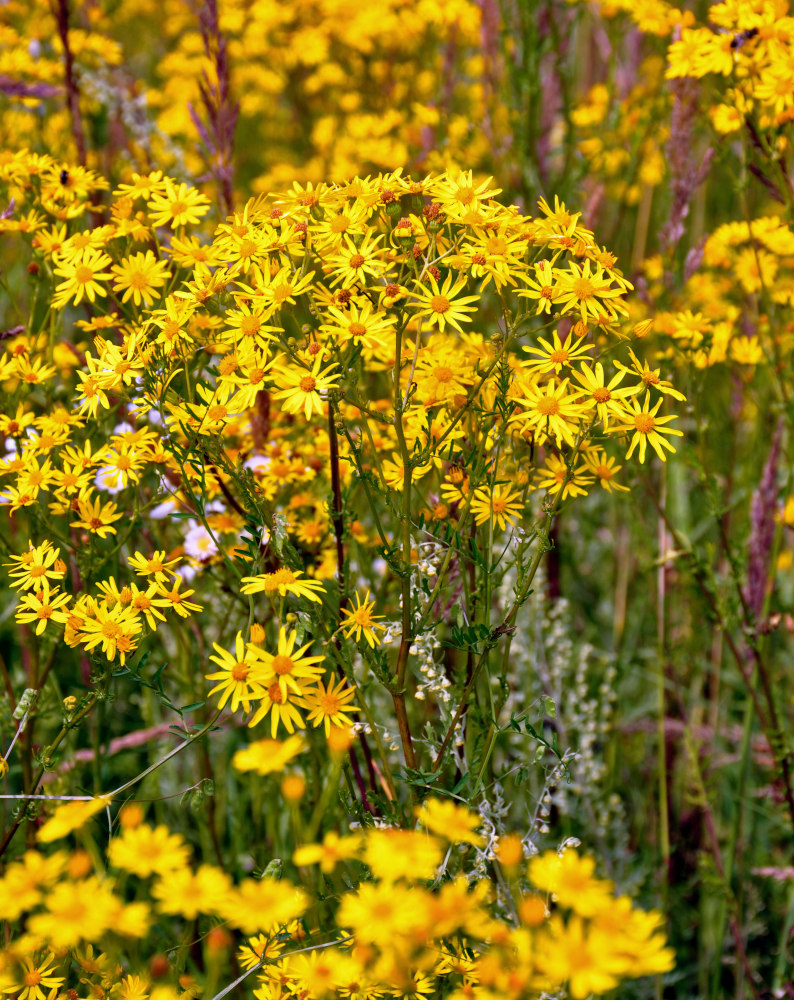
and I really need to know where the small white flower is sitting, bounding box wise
[184,523,218,562]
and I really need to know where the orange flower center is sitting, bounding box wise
[430,295,450,314]
[272,655,294,675]
[299,376,317,392]
[268,683,284,703]
[75,266,95,285]
[634,413,655,433]
[240,315,261,336]
[592,387,611,402]
[536,397,560,416]
[349,254,365,269]
[232,662,249,681]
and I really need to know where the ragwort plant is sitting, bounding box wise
[0,152,683,998]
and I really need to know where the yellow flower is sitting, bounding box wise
[71,495,124,538]
[152,864,231,919]
[247,681,308,737]
[147,179,210,228]
[614,390,683,464]
[303,674,359,736]
[111,250,172,306]
[1,953,64,1000]
[219,879,307,935]
[271,354,343,420]
[232,734,306,774]
[469,484,525,530]
[52,247,113,307]
[412,272,480,334]
[37,796,109,843]
[15,581,72,635]
[248,626,325,698]
[240,567,326,604]
[415,798,484,847]
[109,823,192,877]
[510,377,589,448]
[528,848,614,916]
[206,630,269,713]
[555,259,629,324]
[293,831,364,873]
[340,590,386,647]
[5,540,63,591]
[153,575,204,618]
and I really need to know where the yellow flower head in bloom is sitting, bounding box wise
[233,734,306,775]
[415,798,485,847]
[37,796,109,843]
[528,848,614,917]
[339,590,386,647]
[293,830,365,874]
[109,823,192,878]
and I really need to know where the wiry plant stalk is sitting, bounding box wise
[190,0,239,220]
[52,0,87,166]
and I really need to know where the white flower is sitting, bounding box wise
[184,523,218,562]
[95,466,125,495]
[149,498,178,519]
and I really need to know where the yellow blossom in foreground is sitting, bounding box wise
[528,848,614,917]
[293,831,364,873]
[232,734,306,774]
[416,798,485,847]
[109,824,192,878]
[37,797,109,843]
[340,590,386,647]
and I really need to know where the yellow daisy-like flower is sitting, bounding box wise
[528,848,614,917]
[293,830,364,873]
[271,354,343,420]
[303,674,359,736]
[5,540,64,591]
[412,272,480,334]
[510,378,589,447]
[571,361,639,430]
[147,179,210,229]
[248,626,325,697]
[111,250,172,306]
[523,328,593,374]
[339,590,386,647]
[247,681,308,737]
[3,953,64,1000]
[37,796,109,843]
[415,798,485,847]
[240,566,326,603]
[206,630,268,713]
[52,247,113,307]
[109,823,192,877]
[534,455,594,500]
[555,259,629,324]
[14,581,72,636]
[327,231,389,289]
[470,483,525,530]
[232,733,306,774]
[581,448,630,493]
[614,390,683,464]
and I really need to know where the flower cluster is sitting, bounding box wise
[0,797,672,1000]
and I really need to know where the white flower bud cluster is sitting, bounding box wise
[491,560,629,853]
[411,632,448,703]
